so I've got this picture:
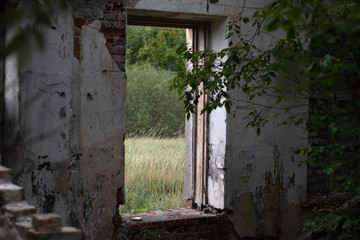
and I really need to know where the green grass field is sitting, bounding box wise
[119,136,185,213]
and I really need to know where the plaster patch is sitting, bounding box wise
[228,193,256,237]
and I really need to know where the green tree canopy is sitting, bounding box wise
[127,26,186,71]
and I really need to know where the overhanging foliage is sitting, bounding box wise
[172,0,360,238]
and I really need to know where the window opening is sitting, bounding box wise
[120,24,187,214]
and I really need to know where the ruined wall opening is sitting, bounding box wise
[120,21,188,214]
[120,15,211,214]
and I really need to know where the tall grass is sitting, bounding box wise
[119,135,185,213]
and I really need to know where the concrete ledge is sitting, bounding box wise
[117,208,234,240]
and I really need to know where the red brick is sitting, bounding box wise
[149,221,162,228]
[101,29,125,38]
[173,218,186,227]
[104,36,114,45]
[207,215,217,223]
[216,223,229,231]
[185,199,196,209]
[162,219,174,228]
[73,27,81,36]
[113,37,125,45]
[101,20,113,29]
[111,54,125,63]
[174,233,196,240]
[112,4,124,12]
[197,216,208,224]
[107,45,124,54]
[0,166,12,183]
[185,217,197,225]
[74,37,80,60]
[118,62,125,71]
[85,19,94,25]
[195,231,215,239]
[113,21,126,29]
[104,12,124,21]
[73,18,85,27]
[195,224,212,233]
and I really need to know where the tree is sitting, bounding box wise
[127,26,186,71]
[126,64,185,136]
[172,0,360,238]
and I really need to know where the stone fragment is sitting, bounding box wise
[0,183,23,206]
[3,201,36,220]
[0,165,12,183]
[15,216,32,239]
[32,214,62,232]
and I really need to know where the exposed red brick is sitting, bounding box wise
[197,216,208,224]
[101,29,125,38]
[113,37,125,46]
[196,231,215,239]
[0,166,12,177]
[112,4,124,12]
[185,217,197,225]
[196,224,212,233]
[105,36,114,45]
[73,27,81,36]
[118,62,125,71]
[113,21,126,29]
[110,55,124,64]
[74,37,80,60]
[216,223,229,231]
[173,218,186,227]
[162,219,174,228]
[207,215,218,224]
[185,199,196,209]
[73,18,85,27]
[106,45,124,54]
[101,20,113,29]
[105,12,125,21]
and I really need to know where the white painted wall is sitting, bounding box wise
[207,18,229,209]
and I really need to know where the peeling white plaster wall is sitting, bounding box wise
[224,2,308,239]
[3,7,125,240]
[79,20,125,240]
[207,18,229,210]
[8,7,77,224]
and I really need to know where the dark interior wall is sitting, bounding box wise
[0,2,4,164]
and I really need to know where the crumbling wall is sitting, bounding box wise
[223,3,308,239]
[2,1,310,240]
[3,2,129,239]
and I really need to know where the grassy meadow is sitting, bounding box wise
[119,135,185,213]
[123,28,186,213]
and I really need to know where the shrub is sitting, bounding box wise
[126,64,185,136]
